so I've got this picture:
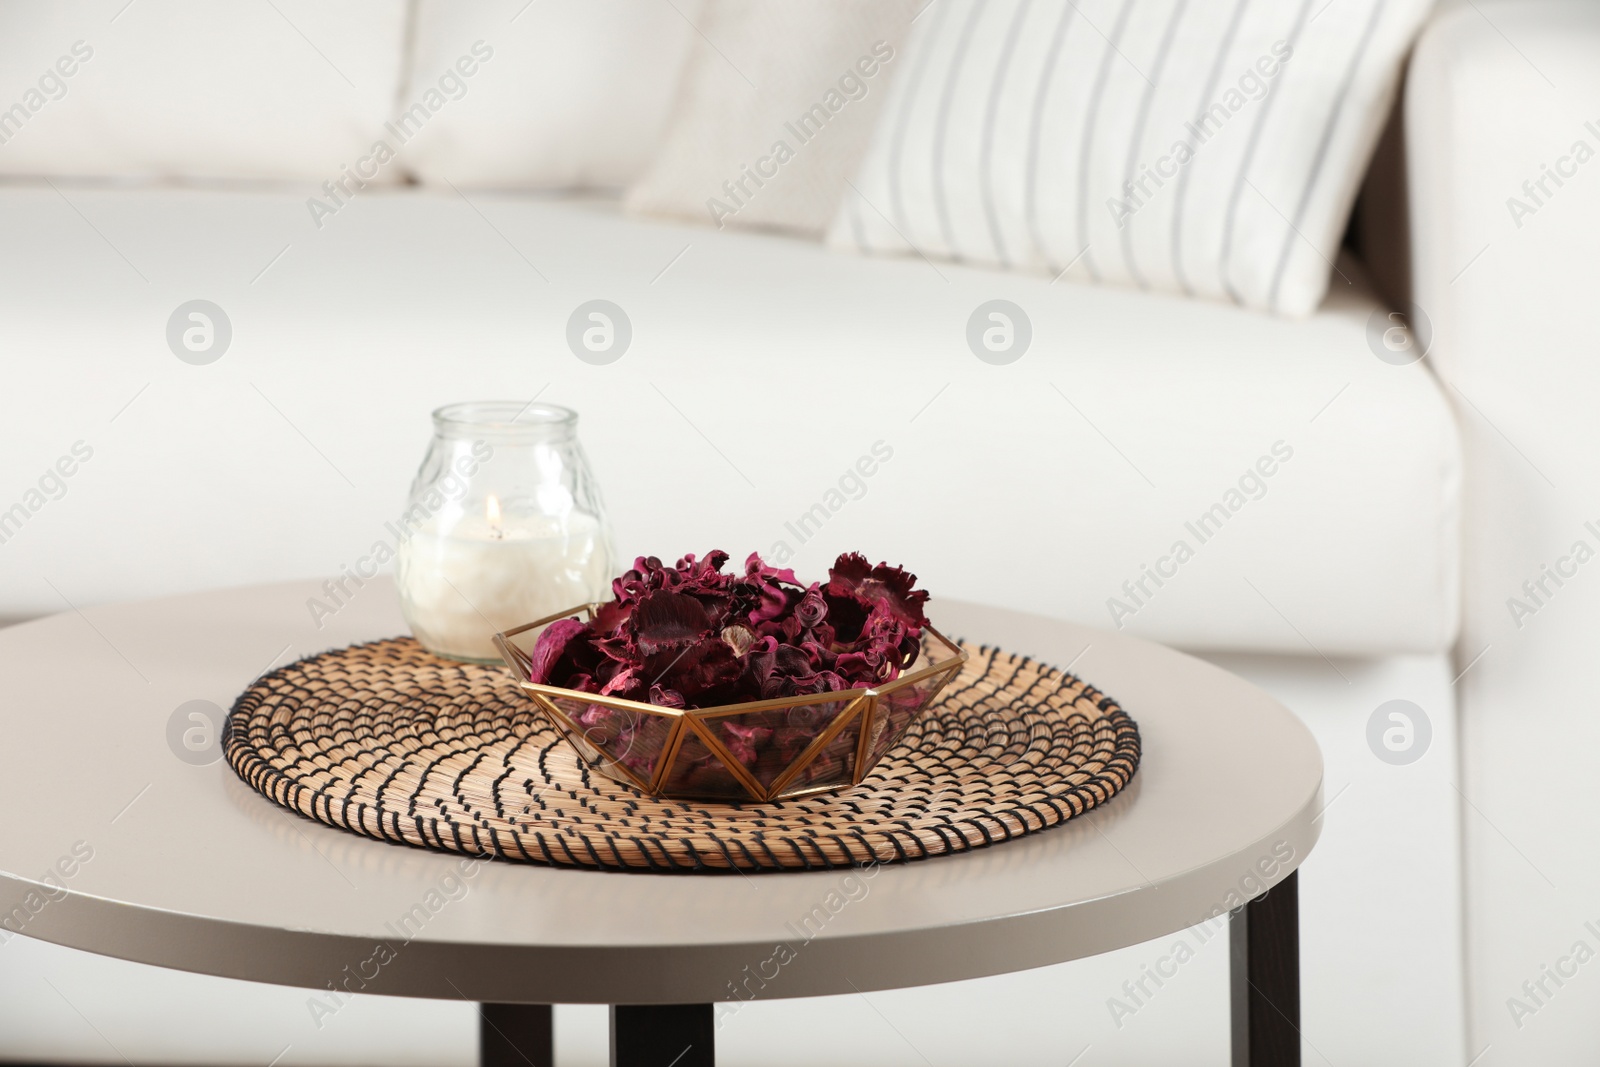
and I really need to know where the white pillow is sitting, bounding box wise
[625,0,920,236]
[398,0,702,191]
[828,0,1433,316]
[0,0,408,182]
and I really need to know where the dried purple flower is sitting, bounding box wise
[795,586,828,629]
[528,550,929,708]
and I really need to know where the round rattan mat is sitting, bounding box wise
[225,637,1141,872]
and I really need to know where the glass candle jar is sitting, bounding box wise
[396,402,615,662]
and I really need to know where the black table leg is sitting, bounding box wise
[610,1003,714,1067]
[1230,870,1300,1067]
[481,1003,553,1067]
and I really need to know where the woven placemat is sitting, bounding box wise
[226,637,1141,872]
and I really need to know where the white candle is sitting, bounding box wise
[397,497,610,662]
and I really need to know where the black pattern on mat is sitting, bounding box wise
[225,637,1141,873]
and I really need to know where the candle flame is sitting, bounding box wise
[486,494,502,539]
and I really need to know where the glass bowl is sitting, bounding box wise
[493,605,967,802]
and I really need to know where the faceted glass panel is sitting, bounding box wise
[535,695,602,764]
[660,721,752,799]
[545,694,676,786]
[706,698,857,794]
[775,701,863,794]
[864,663,961,773]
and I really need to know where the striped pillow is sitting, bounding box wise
[827,0,1432,316]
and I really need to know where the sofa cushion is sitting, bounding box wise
[624,0,918,235]
[399,0,702,191]
[830,0,1434,317]
[0,0,409,183]
[0,186,1458,655]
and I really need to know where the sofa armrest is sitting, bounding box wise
[1403,0,1600,657]
[1403,9,1600,1063]
[1388,1,1600,663]
[1406,0,1600,382]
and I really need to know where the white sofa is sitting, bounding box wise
[0,0,1583,1063]
[0,184,1466,1067]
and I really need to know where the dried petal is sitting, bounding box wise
[633,590,710,654]
[827,553,929,629]
[721,623,756,657]
[528,617,587,683]
[648,685,686,709]
[795,586,828,629]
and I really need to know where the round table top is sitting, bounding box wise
[0,579,1321,1005]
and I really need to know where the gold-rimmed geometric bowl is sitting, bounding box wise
[493,604,968,803]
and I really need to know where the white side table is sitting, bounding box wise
[0,580,1321,1065]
